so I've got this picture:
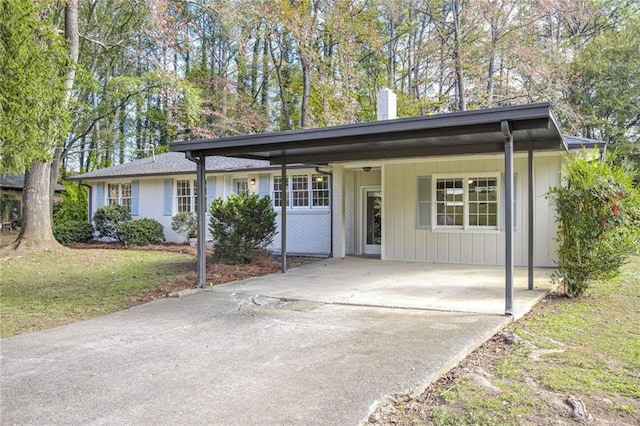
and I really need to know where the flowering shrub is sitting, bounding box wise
[546,153,640,297]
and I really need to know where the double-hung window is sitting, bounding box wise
[291,175,309,207]
[107,183,132,212]
[273,174,330,208]
[467,177,498,227]
[436,178,464,226]
[176,179,197,213]
[312,174,330,206]
[273,176,285,207]
[419,173,500,230]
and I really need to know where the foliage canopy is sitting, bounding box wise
[0,0,70,173]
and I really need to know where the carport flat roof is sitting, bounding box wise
[169,102,565,165]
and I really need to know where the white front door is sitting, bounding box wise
[363,188,382,255]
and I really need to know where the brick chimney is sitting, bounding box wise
[376,88,397,121]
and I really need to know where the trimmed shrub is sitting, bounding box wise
[546,154,640,297]
[209,192,277,264]
[171,211,197,240]
[117,218,165,247]
[53,220,94,245]
[93,205,131,241]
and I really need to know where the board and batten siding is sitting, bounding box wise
[382,154,561,267]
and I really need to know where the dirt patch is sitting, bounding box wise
[128,259,282,304]
[367,286,640,425]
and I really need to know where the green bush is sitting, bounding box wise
[53,221,94,245]
[209,192,277,264]
[53,180,88,224]
[171,211,197,239]
[93,205,131,241]
[117,218,165,247]
[546,153,640,297]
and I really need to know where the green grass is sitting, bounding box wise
[388,256,640,425]
[520,257,640,399]
[0,248,195,337]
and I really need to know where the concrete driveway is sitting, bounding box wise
[1,258,553,425]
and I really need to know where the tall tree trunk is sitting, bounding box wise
[452,0,466,111]
[269,32,292,130]
[261,35,269,110]
[300,52,311,128]
[487,23,498,106]
[9,0,79,254]
[50,0,79,199]
[8,160,58,252]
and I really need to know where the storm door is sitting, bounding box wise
[363,188,382,255]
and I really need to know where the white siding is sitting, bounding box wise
[381,154,561,267]
[344,170,356,255]
[353,169,382,255]
[270,211,331,255]
[534,155,561,267]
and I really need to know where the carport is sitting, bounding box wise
[170,102,567,316]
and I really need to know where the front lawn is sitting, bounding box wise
[0,248,196,337]
[370,256,640,425]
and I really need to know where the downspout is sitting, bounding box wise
[186,151,207,288]
[315,166,333,257]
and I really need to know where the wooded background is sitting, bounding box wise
[2,0,639,175]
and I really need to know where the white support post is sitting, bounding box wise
[332,165,346,258]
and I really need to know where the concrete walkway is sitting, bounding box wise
[1,258,553,425]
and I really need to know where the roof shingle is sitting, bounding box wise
[70,152,272,181]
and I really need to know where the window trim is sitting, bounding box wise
[311,173,330,207]
[431,172,500,232]
[272,174,331,209]
[106,182,132,213]
[175,179,198,213]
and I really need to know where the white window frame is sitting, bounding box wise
[273,175,286,207]
[176,179,197,213]
[311,173,330,207]
[291,174,309,207]
[432,172,500,231]
[272,174,330,209]
[106,182,132,212]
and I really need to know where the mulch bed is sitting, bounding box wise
[67,241,199,255]
[68,241,286,304]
